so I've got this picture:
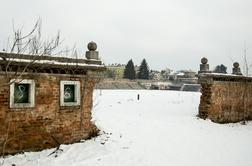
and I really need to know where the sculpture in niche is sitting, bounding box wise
[64,85,75,102]
[14,84,29,103]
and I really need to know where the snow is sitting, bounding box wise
[1,90,252,166]
[199,72,252,78]
[6,58,104,68]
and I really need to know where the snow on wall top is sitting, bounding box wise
[0,52,106,72]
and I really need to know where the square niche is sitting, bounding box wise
[60,81,80,106]
[10,79,35,108]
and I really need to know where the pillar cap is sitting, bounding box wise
[87,41,97,51]
[233,62,239,68]
[201,57,208,64]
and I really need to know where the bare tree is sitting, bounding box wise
[241,41,251,124]
[0,19,79,87]
[243,41,252,76]
[4,18,61,55]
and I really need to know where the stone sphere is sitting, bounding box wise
[87,41,97,51]
[233,62,239,68]
[201,57,208,64]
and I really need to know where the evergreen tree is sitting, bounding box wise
[123,59,136,80]
[213,64,227,74]
[137,59,149,79]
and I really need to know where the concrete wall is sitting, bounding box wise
[198,74,252,123]
[0,73,98,155]
[95,79,146,89]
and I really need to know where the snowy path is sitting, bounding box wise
[1,90,252,166]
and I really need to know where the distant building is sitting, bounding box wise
[173,70,198,84]
[150,82,170,90]
[149,70,163,80]
[161,68,173,80]
[105,64,125,79]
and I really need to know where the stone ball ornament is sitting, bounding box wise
[233,62,239,68]
[87,41,97,51]
[201,57,208,64]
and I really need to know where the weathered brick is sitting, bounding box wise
[199,75,252,123]
[0,73,99,155]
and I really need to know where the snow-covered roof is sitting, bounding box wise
[0,52,106,74]
[176,72,185,76]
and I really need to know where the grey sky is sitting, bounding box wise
[0,0,251,72]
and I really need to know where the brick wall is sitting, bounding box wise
[198,74,252,123]
[0,73,99,155]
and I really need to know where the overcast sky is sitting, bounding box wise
[0,0,251,72]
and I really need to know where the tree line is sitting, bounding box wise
[123,59,149,80]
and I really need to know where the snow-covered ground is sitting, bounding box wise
[1,90,252,166]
